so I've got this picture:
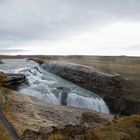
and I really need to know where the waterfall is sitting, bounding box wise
[66,93,109,113]
[0,59,110,114]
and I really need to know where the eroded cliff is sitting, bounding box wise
[41,61,140,115]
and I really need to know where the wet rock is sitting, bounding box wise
[56,87,70,105]
[0,72,27,90]
[51,89,60,98]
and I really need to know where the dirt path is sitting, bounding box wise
[0,90,20,140]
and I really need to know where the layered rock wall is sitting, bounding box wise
[41,61,140,115]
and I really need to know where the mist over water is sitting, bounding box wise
[0,59,109,114]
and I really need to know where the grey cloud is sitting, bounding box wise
[0,0,140,47]
[0,48,28,53]
[126,44,140,50]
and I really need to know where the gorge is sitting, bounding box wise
[41,60,140,115]
[0,59,109,114]
[0,56,140,140]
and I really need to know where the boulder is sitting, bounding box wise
[0,72,27,90]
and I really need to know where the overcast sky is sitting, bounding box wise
[0,0,140,56]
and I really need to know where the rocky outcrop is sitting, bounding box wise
[0,72,27,90]
[41,61,140,115]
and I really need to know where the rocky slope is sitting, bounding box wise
[41,61,140,115]
[1,87,140,140]
[1,87,112,140]
[46,114,140,140]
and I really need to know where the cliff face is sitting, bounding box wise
[41,61,140,115]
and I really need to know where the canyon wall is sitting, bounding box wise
[41,61,140,115]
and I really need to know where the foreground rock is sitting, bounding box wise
[41,61,140,115]
[1,87,140,140]
[1,87,113,140]
[46,115,140,140]
[0,72,27,90]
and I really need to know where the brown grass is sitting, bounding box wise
[0,97,2,105]
[48,133,65,140]
[0,87,13,140]
[0,72,6,81]
[64,57,140,79]
[29,56,60,64]
[85,115,140,140]
[0,87,20,135]
[47,115,140,140]
[0,121,12,140]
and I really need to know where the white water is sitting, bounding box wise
[0,59,109,114]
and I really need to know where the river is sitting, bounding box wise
[0,59,109,114]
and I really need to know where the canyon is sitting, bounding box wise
[0,55,140,140]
